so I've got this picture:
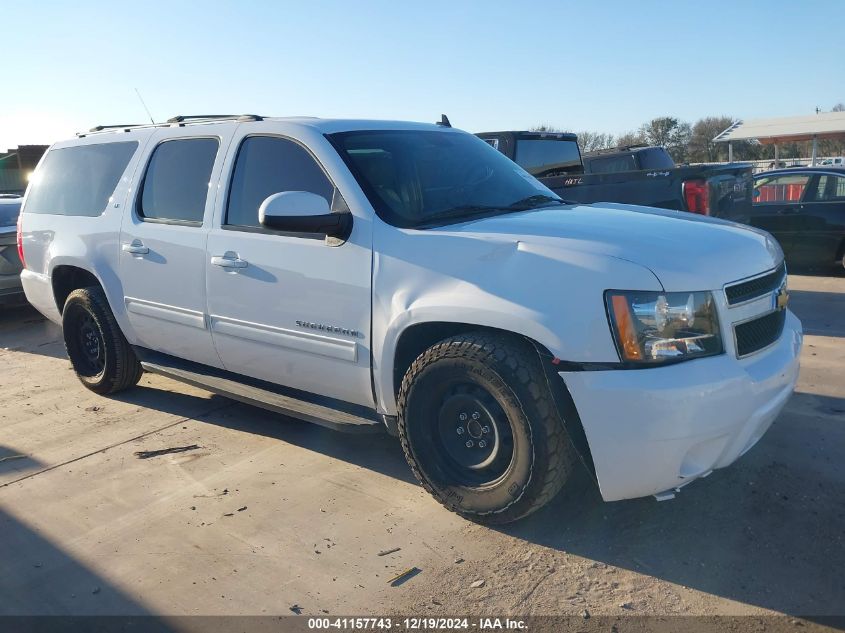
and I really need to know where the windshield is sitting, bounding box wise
[328,130,563,228]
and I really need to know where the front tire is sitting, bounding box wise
[62,287,142,394]
[397,333,578,524]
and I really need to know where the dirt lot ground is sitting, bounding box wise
[0,274,842,620]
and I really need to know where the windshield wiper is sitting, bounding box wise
[417,196,570,229]
[416,204,504,227]
[505,194,565,209]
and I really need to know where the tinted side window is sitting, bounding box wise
[226,136,334,228]
[25,142,138,216]
[753,174,810,204]
[637,148,675,170]
[140,138,218,223]
[810,174,845,201]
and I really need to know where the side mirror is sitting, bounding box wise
[258,191,352,239]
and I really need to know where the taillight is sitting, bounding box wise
[682,179,710,215]
[16,212,26,269]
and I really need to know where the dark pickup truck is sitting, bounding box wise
[477,131,753,218]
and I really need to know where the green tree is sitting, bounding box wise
[688,116,734,162]
[637,117,692,162]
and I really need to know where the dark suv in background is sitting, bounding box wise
[0,194,24,304]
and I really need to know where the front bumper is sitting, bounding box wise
[561,309,802,502]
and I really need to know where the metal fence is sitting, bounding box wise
[689,157,843,174]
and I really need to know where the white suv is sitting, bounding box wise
[18,114,802,523]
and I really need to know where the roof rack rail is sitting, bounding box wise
[167,114,263,124]
[88,123,144,132]
[79,114,266,137]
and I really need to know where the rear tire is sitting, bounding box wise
[62,287,142,394]
[397,332,578,524]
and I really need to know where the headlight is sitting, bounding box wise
[605,290,722,364]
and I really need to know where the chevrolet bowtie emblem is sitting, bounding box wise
[775,286,790,310]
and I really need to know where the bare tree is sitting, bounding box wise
[833,103,845,112]
[576,131,615,152]
[615,130,646,148]
[529,124,565,132]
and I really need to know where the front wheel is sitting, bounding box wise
[62,286,142,394]
[397,333,579,524]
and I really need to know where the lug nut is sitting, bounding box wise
[478,440,487,448]
[459,413,468,421]
[456,427,464,435]
[472,412,480,420]
[481,425,490,434]
[465,440,474,448]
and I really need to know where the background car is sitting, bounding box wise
[747,167,845,272]
[0,194,25,305]
[818,157,845,167]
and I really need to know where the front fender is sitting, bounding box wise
[371,220,662,415]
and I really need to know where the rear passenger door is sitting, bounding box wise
[119,129,233,368]
[205,130,374,407]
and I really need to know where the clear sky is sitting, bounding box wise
[3,0,843,150]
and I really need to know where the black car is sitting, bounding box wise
[744,168,845,272]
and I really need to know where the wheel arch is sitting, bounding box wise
[51,264,102,314]
[389,320,596,478]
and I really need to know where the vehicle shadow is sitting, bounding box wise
[0,304,66,360]
[109,385,418,486]
[494,390,845,617]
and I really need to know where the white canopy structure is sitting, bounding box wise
[714,112,845,165]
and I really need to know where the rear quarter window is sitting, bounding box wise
[24,142,138,216]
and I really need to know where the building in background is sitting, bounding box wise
[0,145,48,193]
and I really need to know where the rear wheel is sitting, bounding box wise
[397,332,578,524]
[62,287,142,394]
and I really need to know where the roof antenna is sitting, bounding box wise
[134,88,156,125]
[437,114,451,128]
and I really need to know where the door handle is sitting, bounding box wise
[777,208,799,215]
[122,240,149,255]
[211,253,248,269]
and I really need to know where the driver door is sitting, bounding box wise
[205,127,374,407]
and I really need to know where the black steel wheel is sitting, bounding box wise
[398,332,579,524]
[62,286,142,394]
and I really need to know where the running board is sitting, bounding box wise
[139,358,384,435]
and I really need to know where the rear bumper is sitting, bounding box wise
[20,269,61,323]
[561,309,802,502]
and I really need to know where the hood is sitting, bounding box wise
[440,203,783,291]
